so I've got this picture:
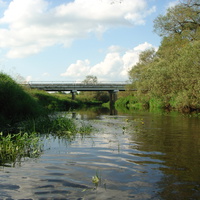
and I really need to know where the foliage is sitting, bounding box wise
[154,0,200,41]
[128,1,200,112]
[128,48,157,87]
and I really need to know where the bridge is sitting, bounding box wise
[28,81,128,102]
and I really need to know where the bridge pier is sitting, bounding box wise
[71,90,77,100]
[109,90,118,109]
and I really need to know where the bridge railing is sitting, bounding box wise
[28,81,128,85]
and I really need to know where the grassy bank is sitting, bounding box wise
[0,72,102,128]
[0,73,45,130]
[115,93,200,113]
[115,94,148,110]
[27,89,103,112]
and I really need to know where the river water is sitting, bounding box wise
[0,108,200,200]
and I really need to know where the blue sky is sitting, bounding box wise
[0,0,177,82]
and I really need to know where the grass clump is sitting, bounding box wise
[0,115,93,166]
[19,114,93,139]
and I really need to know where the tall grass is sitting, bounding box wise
[0,73,44,129]
[0,114,93,166]
[19,115,93,136]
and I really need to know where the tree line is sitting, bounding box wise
[127,0,200,111]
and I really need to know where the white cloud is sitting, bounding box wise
[60,42,156,81]
[0,0,155,58]
[60,59,91,78]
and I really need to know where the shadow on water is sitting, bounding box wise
[0,107,200,199]
[125,110,200,200]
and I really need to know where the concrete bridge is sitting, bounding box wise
[28,81,128,103]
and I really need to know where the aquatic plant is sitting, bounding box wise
[92,175,100,187]
[18,114,93,140]
[91,170,106,190]
[0,132,42,166]
[0,113,94,167]
[78,122,93,135]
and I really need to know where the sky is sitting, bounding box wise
[0,0,178,83]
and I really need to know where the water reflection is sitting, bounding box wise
[126,112,200,200]
[0,109,200,199]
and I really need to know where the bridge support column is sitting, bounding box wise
[109,90,118,115]
[71,90,77,100]
[109,90,118,103]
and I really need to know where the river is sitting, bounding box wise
[0,108,200,200]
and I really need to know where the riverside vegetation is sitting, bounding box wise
[117,0,200,112]
[0,73,93,166]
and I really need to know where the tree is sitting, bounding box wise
[128,48,156,83]
[153,0,200,41]
[82,75,98,84]
[128,0,200,110]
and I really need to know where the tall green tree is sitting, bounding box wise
[154,0,200,41]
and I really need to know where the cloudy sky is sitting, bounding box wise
[0,0,177,82]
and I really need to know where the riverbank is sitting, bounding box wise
[0,72,102,131]
[28,88,103,111]
[115,94,200,115]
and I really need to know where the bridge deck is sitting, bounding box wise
[28,82,127,92]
